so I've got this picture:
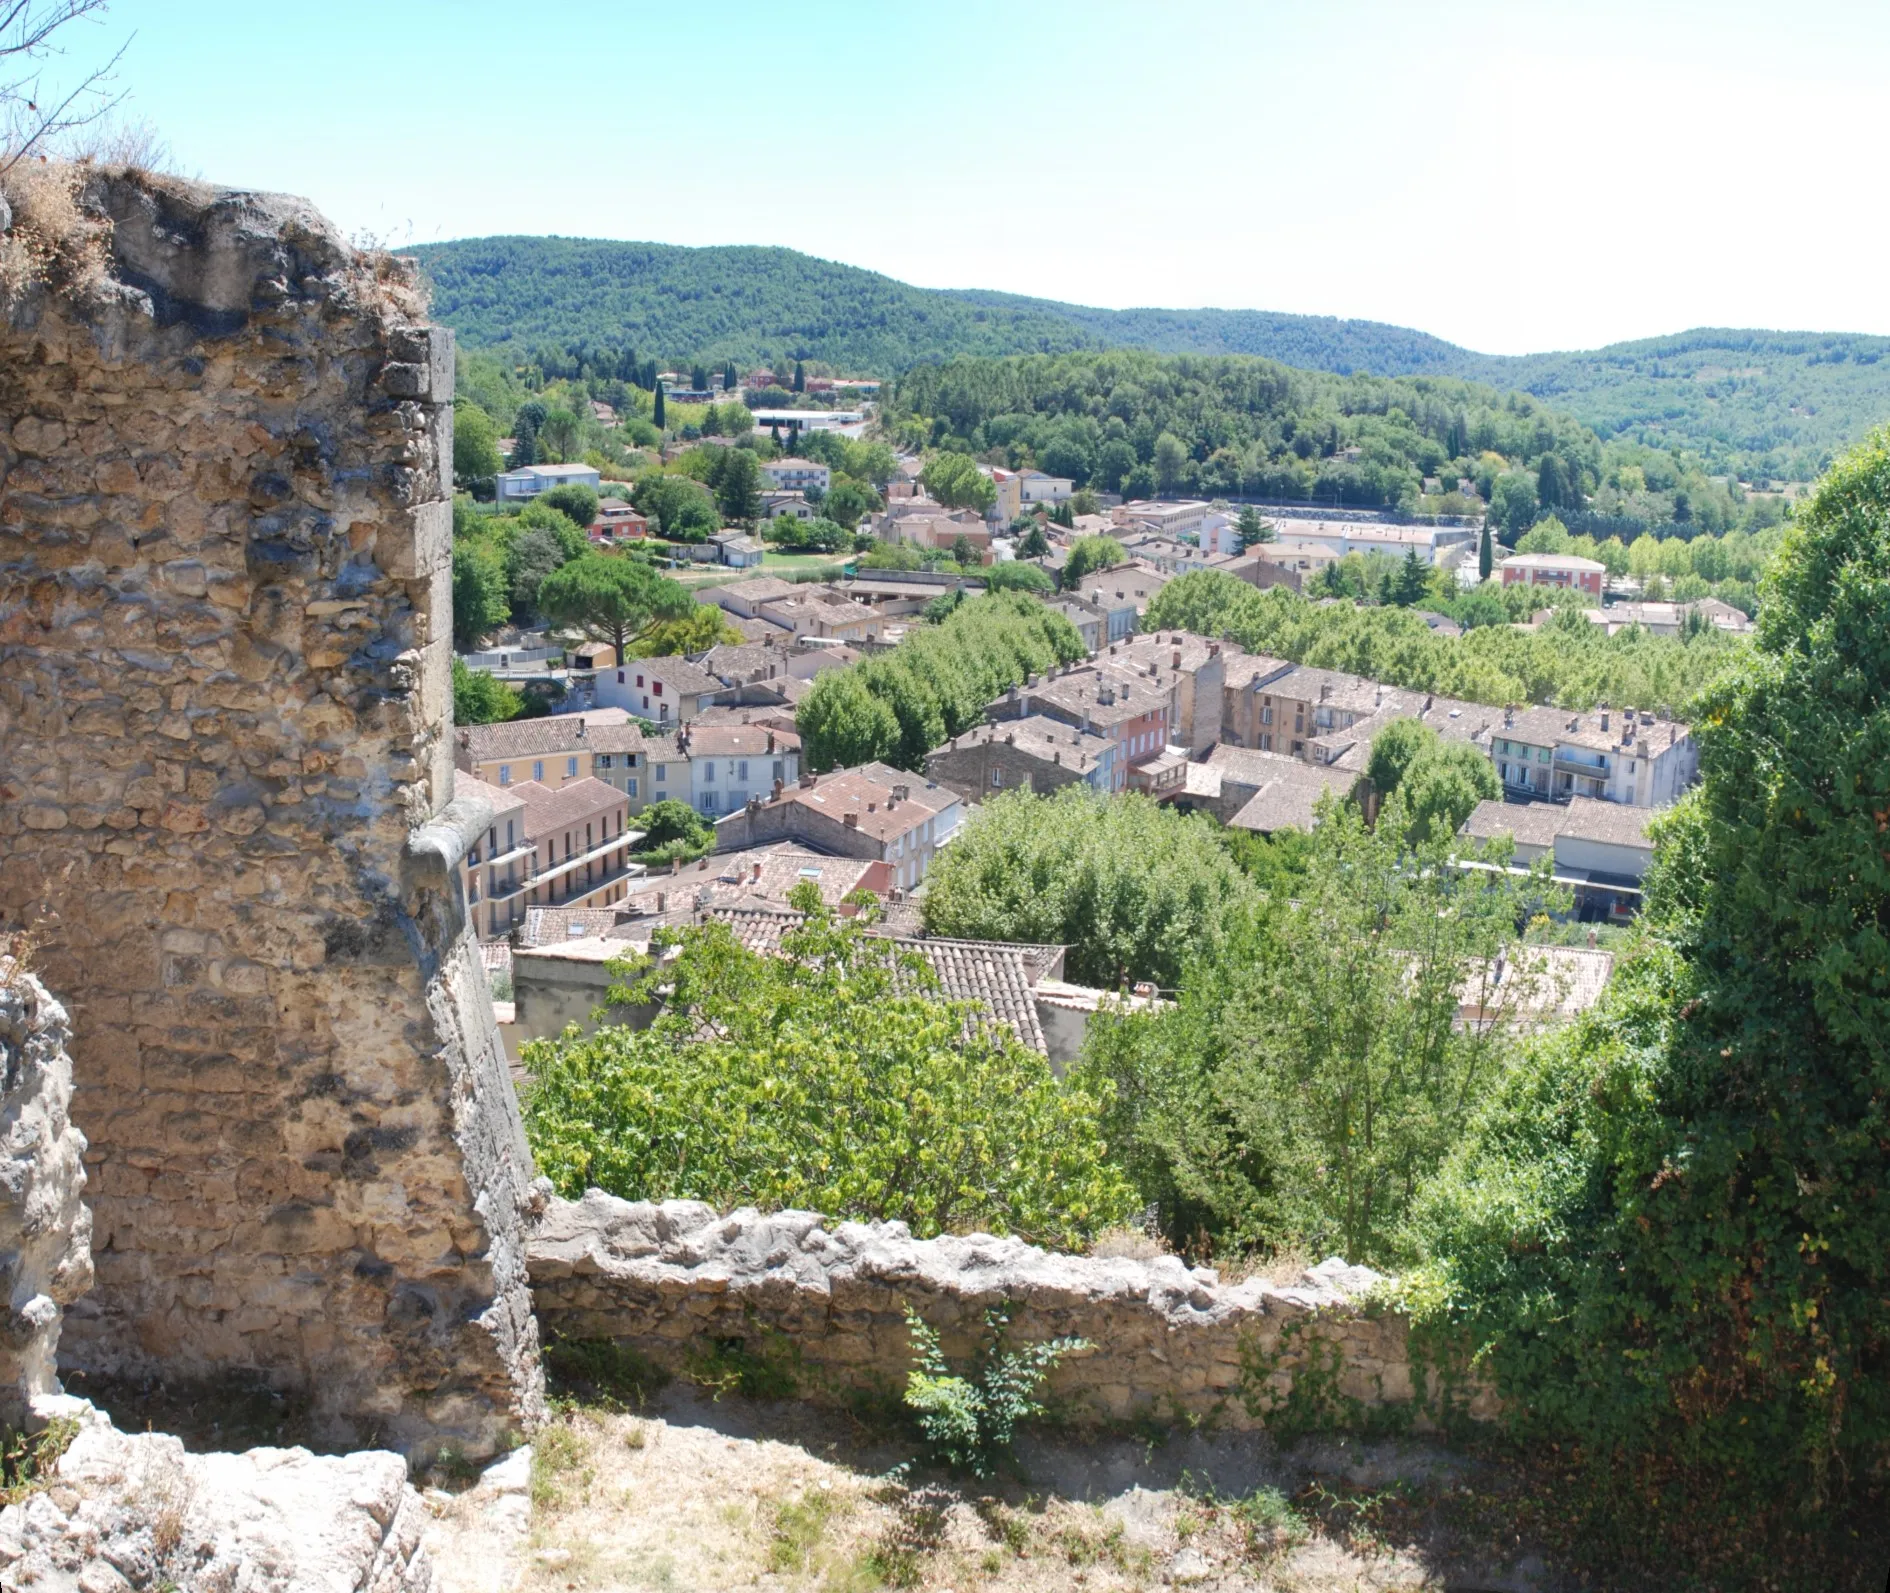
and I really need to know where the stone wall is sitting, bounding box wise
[530,1195,1496,1432]
[0,170,541,1455]
[0,968,93,1426]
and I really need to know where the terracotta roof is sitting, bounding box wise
[633,656,724,700]
[456,708,643,765]
[931,715,1112,773]
[784,766,957,840]
[1463,798,1566,850]
[455,775,526,817]
[1019,669,1165,729]
[1560,796,1655,849]
[511,777,629,838]
[1226,763,1357,833]
[680,723,801,758]
[701,908,1051,1055]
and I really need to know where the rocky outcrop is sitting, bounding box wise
[0,1401,431,1591]
[0,168,542,1455]
[530,1194,1496,1431]
[0,971,92,1426]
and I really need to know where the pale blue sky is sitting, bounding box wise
[72,1,1890,353]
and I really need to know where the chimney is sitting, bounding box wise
[800,772,817,788]
[1052,751,1060,765]
[1320,683,1331,702]
[751,860,763,883]
[767,731,776,752]
[1171,648,1181,670]
[1005,731,1015,745]
[657,892,667,913]
[1600,709,1610,732]
[670,857,681,876]
[772,777,784,800]
[844,812,858,829]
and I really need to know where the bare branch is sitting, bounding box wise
[0,2,124,175]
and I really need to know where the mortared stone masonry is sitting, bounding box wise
[0,170,541,1456]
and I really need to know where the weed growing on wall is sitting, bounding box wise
[901,1303,1085,1479]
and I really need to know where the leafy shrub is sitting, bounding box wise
[628,798,713,864]
[902,1304,1085,1478]
[520,899,1134,1248]
[538,482,600,530]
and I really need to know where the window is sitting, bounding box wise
[498,765,511,786]
[636,674,644,687]
[597,754,611,769]
[532,760,544,782]
[737,760,749,782]
[991,768,1003,788]
[585,823,593,848]
[773,760,784,782]
[505,819,515,849]
[655,765,665,783]
[617,670,625,684]
[703,762,714,782]
[566,757,578,777]
[628,777,638,797]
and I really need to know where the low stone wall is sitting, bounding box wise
[529,1194,1496,1432]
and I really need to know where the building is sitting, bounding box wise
[1261,518,1476,565]
[712,764,965,891]
[710,529,767,568]
[1488,704,1695,806]
[1179,744,1363,833]
[1577,598,1755,638]
[494,461,602,502]
[761,457,832,494]
[1017,469,1074,505]
[460,775,643,937]
[760,490,817,521]
[1220,652,1299,748]
[1071,564,1172,641]
[983,466,1022,523]
[1093,631,1228,752]
[1222,552,1303,593]
[590,498,648,541]
[987,668,1170,790]
[595,656,725,724]
[1045,595,1105,653]
[1463,797,1657,923]
[675,721,801,817]
[457,777,532,940]
[748,408,865,434]
[454,709,651,804]
[1111,500,1212,538]
[924,715,1117,802]
[698,575,802,618]
[1500,552,1606,598]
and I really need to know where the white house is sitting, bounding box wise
[1018,469,1074,505]
[595,656,725,724]
[1488,704,1696,807]
[494,462,602,502]
[762,457,832,494]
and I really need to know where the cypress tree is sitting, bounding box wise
[653,382,666,430]
[793,360,806,393]
[1478,524,1493,581]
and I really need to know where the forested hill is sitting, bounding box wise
[411,235,1890,479]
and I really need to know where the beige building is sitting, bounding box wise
[712,763,965,892]
[458,774,642,938]
[454,709,652,806]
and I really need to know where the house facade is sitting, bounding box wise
[595,656,725,724]
[494,461,602,502]
[762,457,832,494]
[1500,552,1605,597]
[1489,704,1695,806]
[924,716,1116,802]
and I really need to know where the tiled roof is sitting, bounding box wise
[1463,798,1566,850]
[1073,566,1172,610]
[456,775,527,817]
[1227,763,1357,833]
[456,708,641,764]
[1560,796,1655,849]
[701,908,1051,1055]
[784,767,957,840]
[1502,553,1606,572]
[511,777,628,837]
[680,723,800,757]
[1498,704,1689,757]
[932,715,1112,772]
[1020,669,1165,728]
[635,656,725,699]
[1222,651,1294,691]
[1458,945,1616,1028]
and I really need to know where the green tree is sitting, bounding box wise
[1236,505,1272,547]
[1152,431,1189,495]
[711,446,765,522]
[981,560,1053,594]
[629,797,714,863]
[537,552,693,660]
[452,402,503,482]
[792,359,805,393]
[1390,547,1430,606]
[633,473,721,541]
[691,363,709,392]
[920,451,998,514]
[1059,535,1125,591]
[951,533,977,566]
[538,407,583,463]
[452,655,523,724]
[538,483,599,530]
[1411,428,1890,1524]
[506,525,569,618]
[1515,515,1572,556]
[1016,523,1050,560]
[521,898,1134,1248]
[1478,523,1493,580]
[1076,795,1545,1259]
[1490,472,1540,539]
[822,477,879,529]
[1363,717,1434,799]
[451,540,510,648]
[1396,739,1500,843]
[923,788,1254,989]
[652,381,667,430]
[628,603,741,659]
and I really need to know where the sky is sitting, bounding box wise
[61,0,1890,355]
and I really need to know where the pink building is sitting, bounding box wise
[1500,552,1605,598]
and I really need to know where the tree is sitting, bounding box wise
[919,451,998,515]
[1051,498,1075,529]
[1363,717,1434,800]
[925,788,1254,989]
[1016,523,1050,560]
[792,360,806,393]
[537,407,583,463]
[1395,740,1499,843]
[950,533,977,567]
[452,402,502,482]
[983,560,1052,594]
[521,898,1134,1249]
[724,360,738,391]
[691,364,709,392]
[1070,487,1101,517]
[1152,432,1189,495]
[652,381,667,430]
[632,473,721,541]
[822,477,878,529]
[536,552,692,660]
[1490,473,1539,540]
[1390,547,1430,606]
[452,656,523,725]
[1409,428,1890,1532]
[1236,505,1272,547]
[1478,524,1493,580]
[1059,535,1125,591]
[1075,794,1544,1259]
[711,446,765,522]
[630,603,742,659]
[451,540,509,648]
[538,483,598,530]
[506,525,569,618]
[1515,515,1572,556]
[629,798,714,863]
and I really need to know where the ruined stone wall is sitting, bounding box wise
[0,171,541,1455]
[531,1195,1496,1432]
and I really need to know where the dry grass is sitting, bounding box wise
[0,158,111,299]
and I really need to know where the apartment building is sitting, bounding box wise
[454,710,651,805]
[712,763,965,891]
[987,669,1169,790]
[493,461,601,502]
[676,722,801,817]
[1045,595,1105,653]
[1094,632,1227,752]
[1111,500,1212,538]
[761,457,832,494]
[924,716,1117,802]
[458,774,640,937]
[1071,564,1172,641]
[1490,704,1695,806]
[1500,552,1606,598]
[1017,468,1074,505]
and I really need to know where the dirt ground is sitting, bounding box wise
[479,1384,1566,1593]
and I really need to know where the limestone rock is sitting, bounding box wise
[0,1400,431,1591]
